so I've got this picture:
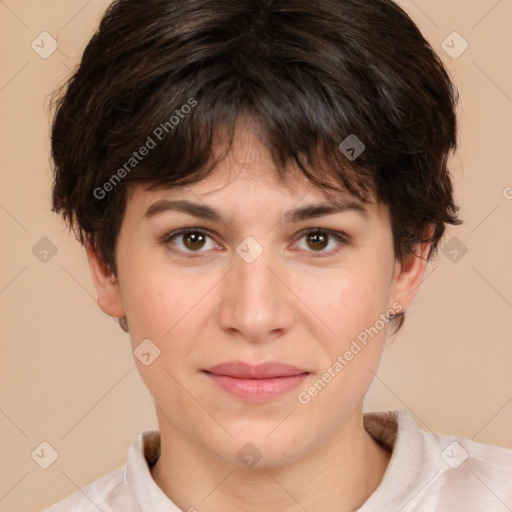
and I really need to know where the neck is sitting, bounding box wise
[150,406,391,512]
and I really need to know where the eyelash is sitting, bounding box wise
[160,227,348,258]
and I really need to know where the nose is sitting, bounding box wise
[217,240,296,343]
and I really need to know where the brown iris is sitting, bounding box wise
[306,231,329,251]
[182,232,207,251]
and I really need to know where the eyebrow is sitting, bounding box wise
[143,198,368,224]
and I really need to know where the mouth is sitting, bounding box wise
[202,361,310,403]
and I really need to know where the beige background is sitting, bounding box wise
[0,1,511,511]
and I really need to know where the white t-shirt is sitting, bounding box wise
[41,409,512,511]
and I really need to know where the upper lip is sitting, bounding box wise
[203,361,309,379]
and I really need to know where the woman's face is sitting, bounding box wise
[88,123,426,467]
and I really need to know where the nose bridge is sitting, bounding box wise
[233,236,278,306]
[217,236,293,340]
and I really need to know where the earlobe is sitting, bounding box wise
[390,226,434,313]
[84,237,126,319]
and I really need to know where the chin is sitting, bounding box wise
[206,423,311,469]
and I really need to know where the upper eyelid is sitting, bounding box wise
[163,226,346,239]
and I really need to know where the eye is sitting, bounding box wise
[161,228,220,256]
[160,227,348,258]
[294,228,348,257]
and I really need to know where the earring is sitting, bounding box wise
[119,316,129,332]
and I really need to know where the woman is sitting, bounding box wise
[43,0,512,510]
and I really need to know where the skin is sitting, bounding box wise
[86,120,431,511]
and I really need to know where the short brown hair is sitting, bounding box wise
[50,0,462,333]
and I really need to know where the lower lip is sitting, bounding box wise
[204,372,309,402]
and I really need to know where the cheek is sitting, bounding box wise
[118,258,219,350]
[117,257,179,343]
[297,256,394,350]
[120,266,197,409]
[293,265,392,428]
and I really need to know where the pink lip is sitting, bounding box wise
[203,362,309,403]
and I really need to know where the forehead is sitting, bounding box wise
[125,120,381,222]
[130,162,372,221]
[125,177,386,235]
[143,122,371,195]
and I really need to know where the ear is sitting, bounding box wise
[84,237,126,319]
[389,225,434,313]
